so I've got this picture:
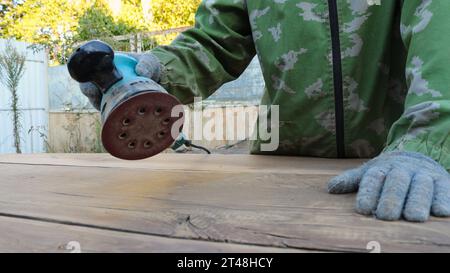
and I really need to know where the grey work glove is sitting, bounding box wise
[79,52,163,110]
[328,151,450,222]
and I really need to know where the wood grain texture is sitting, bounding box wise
[0,216,300,253]
[0,153,449,253]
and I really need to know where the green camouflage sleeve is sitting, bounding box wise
[151,0,256,104]
[384,0,450,171]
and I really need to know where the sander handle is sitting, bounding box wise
[68,40,124,94]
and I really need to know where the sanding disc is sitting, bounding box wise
[102,92,184,160]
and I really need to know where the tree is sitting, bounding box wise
[0,40,26,153]
[75,0,151,51]
[0,1,22,36]
[0,0,202,64]
[0,0,21,17]
[1,0,89,64]
[76,1,123,41]
[151,0,200,30]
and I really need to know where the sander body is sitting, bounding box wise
[67,40,185,160]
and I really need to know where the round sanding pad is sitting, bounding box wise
[101,92,184,160]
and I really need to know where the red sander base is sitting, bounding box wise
[101,92,184,160]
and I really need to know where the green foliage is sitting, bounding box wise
[76,0,149,40]
[0,0,15,16]
[1,0,201,64]
[75,0,153,52]
[0,39,26,153]
[1,0,88,64]
[151,0,200,30]
[76,1,117,40]
[116,0,151,31]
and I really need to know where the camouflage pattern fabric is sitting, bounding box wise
[151,0,450,171]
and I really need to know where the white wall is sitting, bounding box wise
[0,39,49,154]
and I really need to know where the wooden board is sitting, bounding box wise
[0,216,300,253]
[0,153,449,253]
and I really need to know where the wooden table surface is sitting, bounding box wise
[0,153,449,253]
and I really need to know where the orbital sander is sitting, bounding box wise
[67,40,206,160]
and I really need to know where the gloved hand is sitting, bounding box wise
[328,151,450,222]
[79,52,163,110]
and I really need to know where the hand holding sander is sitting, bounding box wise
[67,40,190,160]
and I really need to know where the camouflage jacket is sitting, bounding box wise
[151,0,450,171]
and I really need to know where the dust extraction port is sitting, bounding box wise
[157,131,166,138]
[122,118,131,126]
[118,132,128,140]
[162,118,171,125]
[154,107,163,116]
[138,107,146,115]
[128,141,137,149]
[143,140,152,148]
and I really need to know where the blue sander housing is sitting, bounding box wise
[67,40,185,160]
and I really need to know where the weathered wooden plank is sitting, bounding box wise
[0,153,365,175]
[0,216,300,253]
[0,154,449,252]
